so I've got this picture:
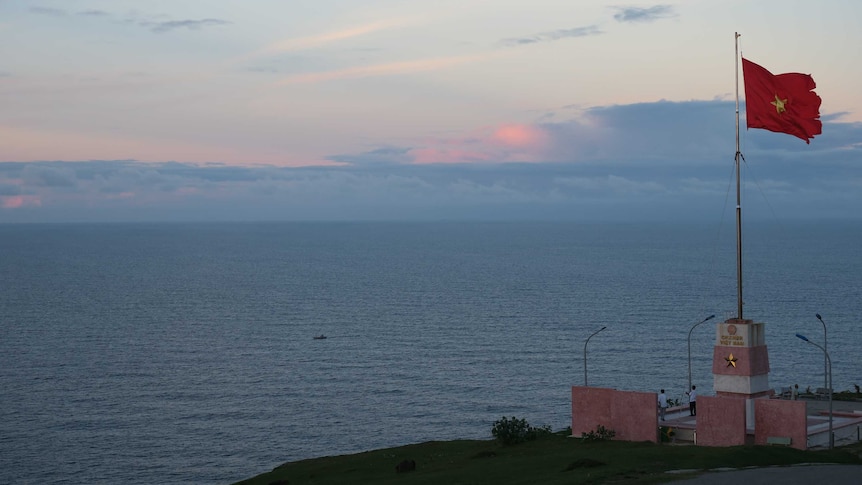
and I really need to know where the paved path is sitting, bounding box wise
[669,464,862,484]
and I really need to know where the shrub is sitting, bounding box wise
[659,426,675,443]
[581,424,616,442]
[491,416,551,446]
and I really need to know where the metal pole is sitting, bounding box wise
[816,314,828,390]
[584,326,607,387]
[687,315,716,392]
[828,350,833,448]
[796,333,833,449]
[734,32,744,320]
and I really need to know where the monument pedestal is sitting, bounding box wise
[712,318,771,428]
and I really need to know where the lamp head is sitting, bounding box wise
[796,333,809,342]
[816,313,823,322]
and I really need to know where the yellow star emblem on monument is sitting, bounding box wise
[725,353,738,367]
[771,95,787,114]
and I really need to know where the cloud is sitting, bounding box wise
[410,146,496,165]
[29,6,66,16]
[503,25,603,46]
[244,53,336,77]
[259,19,410,54]
[247,66,281,74]
[77,10,109,17]
[0,195,42,209]
[3,101,861,222]
[539,100,733,164]
[555,175,666,195]
[21,164,77,188]
[328,147,413,166]
[332,123,553,166]
[0,183,22,196]
[338,101,734,167]
[492,124,549,148]
[27,7,229,33]
[277,53,499,85]
[327,99,862,200]
[143,18,231,33]
[612,5,676,23]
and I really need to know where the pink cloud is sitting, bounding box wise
[491,124,549,148]
[260,18,413,55]
[1,195,42,209]
[408,123,551,164]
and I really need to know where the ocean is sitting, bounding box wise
[1,221,859,484]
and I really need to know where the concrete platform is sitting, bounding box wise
[800,398,862,448]
[657,398,862,448]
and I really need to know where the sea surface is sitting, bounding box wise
[1,221,859,484]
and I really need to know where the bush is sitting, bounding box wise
[491,416,551,446]
[581,425,616,442]
[659,426,675,443]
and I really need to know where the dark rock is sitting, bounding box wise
[472,450,497,459]
[564,458,605,471]
[395,459,416,473]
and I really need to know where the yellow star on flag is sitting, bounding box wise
[725,353,738,367]
[771,95,787,114]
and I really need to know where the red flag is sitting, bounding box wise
[741,57,821,143]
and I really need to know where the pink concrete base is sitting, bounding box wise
[696,396,747,446]
[754,399,807,450]
[571,386,614,436]
[571,386,658,443]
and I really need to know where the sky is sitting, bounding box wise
[1,0,861,223]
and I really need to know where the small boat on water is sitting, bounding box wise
[313,335,327,340]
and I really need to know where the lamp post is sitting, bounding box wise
[796,333,833,449]
[584,326,607,386]
[815,313,828,390]
[687,315,716,393]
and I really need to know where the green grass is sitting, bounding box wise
[233,432,862,485]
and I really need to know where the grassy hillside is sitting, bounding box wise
[234,431,862,485]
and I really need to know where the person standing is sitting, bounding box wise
[658,389,668,421]
[791,384,799,400]
[687,385,698,416]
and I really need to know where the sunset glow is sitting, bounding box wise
[2,1,860,222]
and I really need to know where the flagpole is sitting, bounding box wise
[734,32,743,320]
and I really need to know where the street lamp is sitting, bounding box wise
[584,326,607,386]
[796,333,833,449]
[816,313,828,390]
[687,315,716,393]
